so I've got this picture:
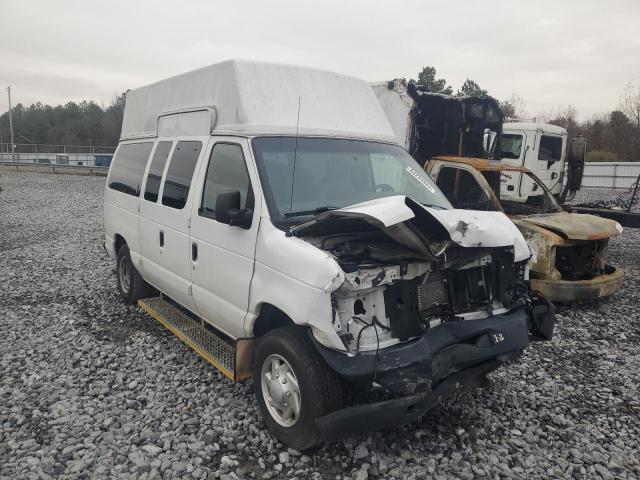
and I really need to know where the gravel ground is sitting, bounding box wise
[569,187,640,212]
[1,172,639,480]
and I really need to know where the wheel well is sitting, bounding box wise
[114,234,126,254]
[252,304,295,337]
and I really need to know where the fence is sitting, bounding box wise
[1,144,639,189]
[0,143,115,167]
[581,162,640,190]
[0,161,108,177]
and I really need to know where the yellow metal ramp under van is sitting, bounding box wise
[138,297,252,381]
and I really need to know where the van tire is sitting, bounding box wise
[252,327,343,450]
[116,244,154,304]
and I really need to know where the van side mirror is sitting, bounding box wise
[214,190,252,229]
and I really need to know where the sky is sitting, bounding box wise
[1,0,639,120]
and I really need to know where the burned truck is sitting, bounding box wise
[374,79,623,302]
[426,157,623,302]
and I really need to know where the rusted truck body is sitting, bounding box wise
[426,157,624,302]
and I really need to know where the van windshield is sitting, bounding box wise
[251,137,452,221]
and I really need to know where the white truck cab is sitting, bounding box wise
[104,61,554,449]
[499,122,568,201]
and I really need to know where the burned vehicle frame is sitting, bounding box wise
[426,157,624,303]
[373,81,622,303]
[402,82,505,165]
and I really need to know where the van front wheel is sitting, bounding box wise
[253,327,343,450]
[116,244,154,304]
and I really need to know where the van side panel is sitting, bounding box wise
[104,148,143,266]
[104,188,142,264]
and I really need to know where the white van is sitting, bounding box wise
[104,60,554,449]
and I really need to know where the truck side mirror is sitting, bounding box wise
[214,190,252,229]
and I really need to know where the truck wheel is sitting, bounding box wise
[116,244,154,304]
[253,327,343,450]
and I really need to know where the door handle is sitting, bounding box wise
[159,230,164,247]
[192,242,198,261]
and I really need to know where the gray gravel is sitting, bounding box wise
[1,172,639,480]
[569,187,639,212]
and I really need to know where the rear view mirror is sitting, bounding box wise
[214,190,252,229]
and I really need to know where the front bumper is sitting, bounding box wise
[312,300,554,442]
[531,266,623,302]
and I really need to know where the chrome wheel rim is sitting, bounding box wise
[260,354,301,427]
[119,257,131,293]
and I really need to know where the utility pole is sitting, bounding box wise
[7,86,15,161]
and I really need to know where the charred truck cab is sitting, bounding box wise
[105,61,554,450]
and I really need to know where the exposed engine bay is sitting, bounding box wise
[306,228,529,354]
[554,239,610,281]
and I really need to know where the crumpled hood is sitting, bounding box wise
[522,212,623,241]
[290,195,531,262]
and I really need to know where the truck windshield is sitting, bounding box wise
[252,137,452,221]
[501,134,523,159]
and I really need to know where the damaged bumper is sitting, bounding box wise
[312,302,554,442]
[531,266,623,303]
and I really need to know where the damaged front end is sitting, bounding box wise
[515,213,624,302]
[290,195,554,441]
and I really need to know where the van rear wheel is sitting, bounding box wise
[252,327,343,450]
[116,244,154,304]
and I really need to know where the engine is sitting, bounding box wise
[322,233,528,353]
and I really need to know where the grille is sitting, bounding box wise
[417,276,449,322]
[417,280,447,311]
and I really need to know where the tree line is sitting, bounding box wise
[2,68,639,161]
[0,93,125,150]
[411,66,640,162]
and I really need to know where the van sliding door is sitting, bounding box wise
[139,138,206,311]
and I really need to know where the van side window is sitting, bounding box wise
[108,142,154,196]
[144,141,173,203]
[161,141,202,209]
[200,143,251,216]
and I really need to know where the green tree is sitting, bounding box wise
[605,110,635,161]
[0,92,126,148]
[456,78,488,97]
[410,66,453,95]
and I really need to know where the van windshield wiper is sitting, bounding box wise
[284,206,339,218]
[420,202,446,210]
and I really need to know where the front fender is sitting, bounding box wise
[246,220,347,351]
[514,220,563,280]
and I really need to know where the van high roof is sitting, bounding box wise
[120,59,397,143]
